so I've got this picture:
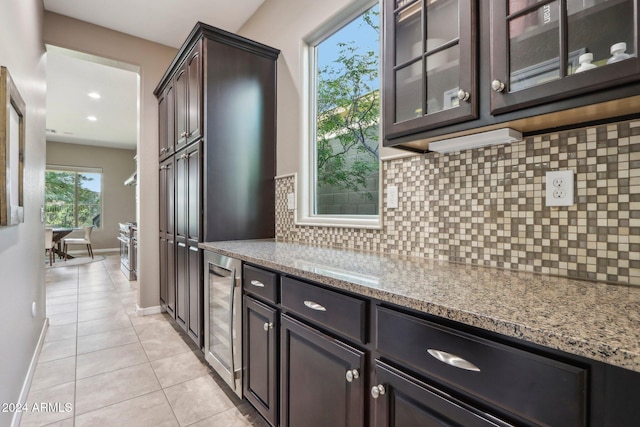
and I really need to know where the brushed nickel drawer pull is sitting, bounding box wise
[250,280,265,288]
[303,300,326,312]
[427,349,481,372]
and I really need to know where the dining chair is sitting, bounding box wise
[63,225,94,260]
[45,228,55,266]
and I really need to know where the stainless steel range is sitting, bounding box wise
[118,222,137,280]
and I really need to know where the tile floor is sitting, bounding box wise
[20,254,268,427]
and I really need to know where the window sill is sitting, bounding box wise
[295,214,381,230]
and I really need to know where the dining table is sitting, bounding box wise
[51,227,74,260]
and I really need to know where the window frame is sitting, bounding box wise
[298,0,383,229]
[45,164,104,229]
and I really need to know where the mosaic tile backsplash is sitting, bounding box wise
[275,120,640,286]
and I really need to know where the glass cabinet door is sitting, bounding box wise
[384,0,477,139]
[491,0,640,114]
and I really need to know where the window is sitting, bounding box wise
[306,1,381,225]
[45,166,102,228]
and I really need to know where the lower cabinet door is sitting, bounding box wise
[372,360,511,427]
[175,241,188,331]
[243,296,278,426]
[281,314,365,427]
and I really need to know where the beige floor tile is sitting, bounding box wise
[45,288,78,298]
[134,317,178,338]
[46,303,77,316]
[75,363,160,415]
[46,295,78,306]
[75,390,179,427]
[76,342,148,379]
[78,284,115,294]
[140,335,192,361]
[164,375,237,426]
[76,295,122,311]
[47,312,78,327]
[187,402,270,427]
[44,324,76,342]
[39,338,76,363]
[151,350,211,388]
[76,326,138,354]
[78,290,118,302]
[32,417,75,427]
[130,312,171,329]
[77,305,128,323]
[31,357,76,392]
[77,314,131,336]
[19,382,75,427]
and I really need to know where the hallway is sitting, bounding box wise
[20,255,267,427]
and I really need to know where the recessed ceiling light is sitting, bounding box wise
[87,116,97,122]
[88,92,101,99]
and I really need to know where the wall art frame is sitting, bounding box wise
[0,66,26,226]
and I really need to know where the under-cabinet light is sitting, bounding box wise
[87,116,97,121]
[88,92,101,99]
[428,128,522,154]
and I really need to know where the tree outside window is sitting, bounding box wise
[45,168,102,228]
[313,2,380,216]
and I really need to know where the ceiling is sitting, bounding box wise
[43,0,266,150]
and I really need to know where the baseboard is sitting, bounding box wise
[66,247,119,255]
[136,304,162,317]
[12,318,49,427]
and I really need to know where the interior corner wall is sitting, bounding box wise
[0,1,47,425]
[43,11,177,310]
[45,141,136,250]
[237,0,410,178]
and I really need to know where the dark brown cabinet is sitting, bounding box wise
[384,0,640,152]
[281,314,366,427]
[155,23,279,349]
[489,0,640,115]
[158,81,175,160]
[175,41,202,152]
[371,361,509,427]
[244,295,278,427]
[159,157,175,316]
[384,0,478,140]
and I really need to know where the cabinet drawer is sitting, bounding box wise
[243,265,278,304]
[281,277,366,344]
[376,306,587,427]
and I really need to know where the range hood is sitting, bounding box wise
[124,171,137,186]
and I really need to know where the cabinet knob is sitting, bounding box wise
[345,369,360,383]
[370,384,386,399]
[457,89,470,102]
[250,280,265,288]
[180,131,187,138]
[263,322,273,332]
[491,79,506,92]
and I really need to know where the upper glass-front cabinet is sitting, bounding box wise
[384,0,477,140]
[491,0,640,114]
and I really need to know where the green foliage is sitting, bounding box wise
[45,171,101,227]
[316,7,380,197]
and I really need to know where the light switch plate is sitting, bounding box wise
[387,185,398,209]
[287,193,295,210]
[546,170,574,206]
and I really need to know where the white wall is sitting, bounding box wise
[0,0,47,425]
[238,0,408,178]
[43,12,177,309]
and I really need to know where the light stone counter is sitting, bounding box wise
[200,239,640,372]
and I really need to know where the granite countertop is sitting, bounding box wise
[199,239,640,373]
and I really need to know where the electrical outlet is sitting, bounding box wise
[287,193,295,210]
[546,170,574,207]
[387,185,398,209]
